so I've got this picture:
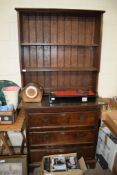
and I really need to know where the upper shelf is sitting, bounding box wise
[21,43,99,47]
[22,67,99,72]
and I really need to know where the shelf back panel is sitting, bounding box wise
[20,14,101,45]
[21,46,99,69]
[17,9,103,94]
[22,71,97,93]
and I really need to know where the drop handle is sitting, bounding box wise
[61,132,65,135]
[41,118,49,123]
[43,134,48,141]
[79,115,85,121]
[76,133,84,139]
[60,113,66,117]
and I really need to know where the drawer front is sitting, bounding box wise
[29,145,95,163]
[28,111,98,128]
[29,130,97,145]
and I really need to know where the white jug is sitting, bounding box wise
[2,86,20,110]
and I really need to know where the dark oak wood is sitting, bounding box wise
[17,8,104,93]
[16,8,104,168]
[15,8,105,14]
[29,130,97,145]
[29,145,95,163]
[20,97,102,167]
[28,111,99,128]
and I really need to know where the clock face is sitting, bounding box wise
[25,86,38,99]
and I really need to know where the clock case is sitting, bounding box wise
[20,83,43,102]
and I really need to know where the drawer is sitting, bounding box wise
[28,111,98,128]
[29,129,97,145]
[29,145,95,163]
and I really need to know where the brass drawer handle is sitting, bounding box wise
[79,115,85,121]
[60,113,66,117]
[77,133,84,139]
[61,132,65,135]
[41,118,49,123]
[43,134,48,141]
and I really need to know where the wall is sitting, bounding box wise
[0,0,117,145]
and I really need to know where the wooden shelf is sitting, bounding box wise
[21,43,99,47]
[16,8,104,168]
[22,67,98,72]
[18,8,103,94]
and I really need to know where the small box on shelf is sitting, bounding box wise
[0,110,17,124]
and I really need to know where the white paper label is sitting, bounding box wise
[4,116,9,121]
[82,97,87,102]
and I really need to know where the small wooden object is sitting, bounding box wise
[0,110,17,124]
[20,83,43,103]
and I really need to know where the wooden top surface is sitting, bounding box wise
[0,109,26,132]
[15,8,105,14]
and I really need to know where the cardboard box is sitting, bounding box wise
[96,126,117,170]
[40,153,87,175]
[101,110,117,137]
